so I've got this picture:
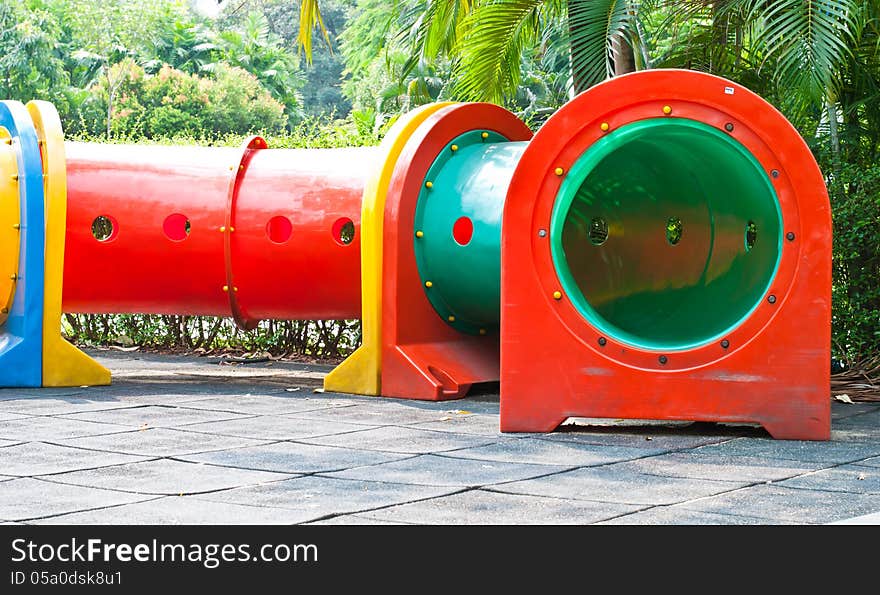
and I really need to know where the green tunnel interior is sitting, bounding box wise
[551,118,782,350]
[414,118,781,348]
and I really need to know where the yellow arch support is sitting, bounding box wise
[0,127,20,326]
[324,102,455,396]
[27,100,110,387]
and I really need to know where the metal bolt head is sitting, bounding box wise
[554,167,564,176]
[724,123,734,132]
[481,132,489,140]
[447,315,455,322]
[415,230,424,238]
[600,122,609,132]
[768,294,777,304]
[451,144,459,152]
[598,337,607,346]
[786,232,795,241]
[425,181,433,189]
[479,328,487,335]
[424,280,433,288]
[659,355,668,365]
[662,105,672,115]
[538,229,547,238]
[721,339,730,349]
[552,291,562,300]
[771,169,779,178]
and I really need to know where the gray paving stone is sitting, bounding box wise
[855,456,880,469]
[831,410,880,442]
[832,403,880,420]
[605,451,825,483]
[0,388,88,402]
[0,397,143,416]
[59,405,249,428]
[411,414,505,435]
[180,442,409,474]
[324,454,573,487]
[197,476,457,521]
[693,437,880,464]
[290,403,462,426]
[178,415,372,441]
[0,442,150,476]
[0,478,154,521]
[57,428,272,457]
[596,506,800,525]
[493,466,743,506]
[0,416,130,441]
[177,394,358,416]
[307,514,413,525]
[47,459,295,495]
[0,412,30,422]
[33,496,309,525]
[677,484,880,524]
[442,437,659,466]
[365,489,640,525]
[536,425,734,450]
[828,511,880,524]
[776,464,880,494]
[300,426,503,454]
[0,475,15,482]
[0,438,23,448]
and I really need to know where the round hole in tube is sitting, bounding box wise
[266,216,293,244]
[332,217,355,246]
[452,216,474,246]
[163,213,191,242]
[91,215,118,242]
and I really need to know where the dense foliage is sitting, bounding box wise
[1,0,877,365]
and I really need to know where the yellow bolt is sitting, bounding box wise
[12,224,20,230]
[662,105,672,115]
[415,230,424,238]
[1,307,7,314]
[3,138,11,145]
[425,181,433,189]
[233,286,238,292]
[554,167,564,176]
[10,274,17,280]
[447,315,456,322]
[239,164,245,171]
[219,226,226,232]
[451,144,459,152]
[481,132,489,140]
[222,285,229,292]
[600,122,610,132]
[11,174,18,181]
[553,291,563,300]
[229,165,234,171]
[229,226,235,232]
[425,281,433,288]
[479,328,487,335]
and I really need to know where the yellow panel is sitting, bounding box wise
[324,102,455,395]
[0,128,20,326]
[27,100,111,387]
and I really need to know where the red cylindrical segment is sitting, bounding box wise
[62,142,377,321]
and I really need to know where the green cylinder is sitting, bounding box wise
[414,131,527,334]
[551,118,782,350]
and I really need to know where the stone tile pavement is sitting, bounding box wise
[0,349,878,525]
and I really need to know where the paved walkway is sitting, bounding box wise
[0,350,878,525]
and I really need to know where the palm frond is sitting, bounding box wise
[297,0,332,64]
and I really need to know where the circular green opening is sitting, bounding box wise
[551,119,782,351]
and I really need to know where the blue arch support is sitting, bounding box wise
[0,100,46,386]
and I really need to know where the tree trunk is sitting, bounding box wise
[612,35,636,77]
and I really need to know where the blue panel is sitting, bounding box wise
[0,100,45,386]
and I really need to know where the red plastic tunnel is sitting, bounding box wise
[61,141,378,326]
